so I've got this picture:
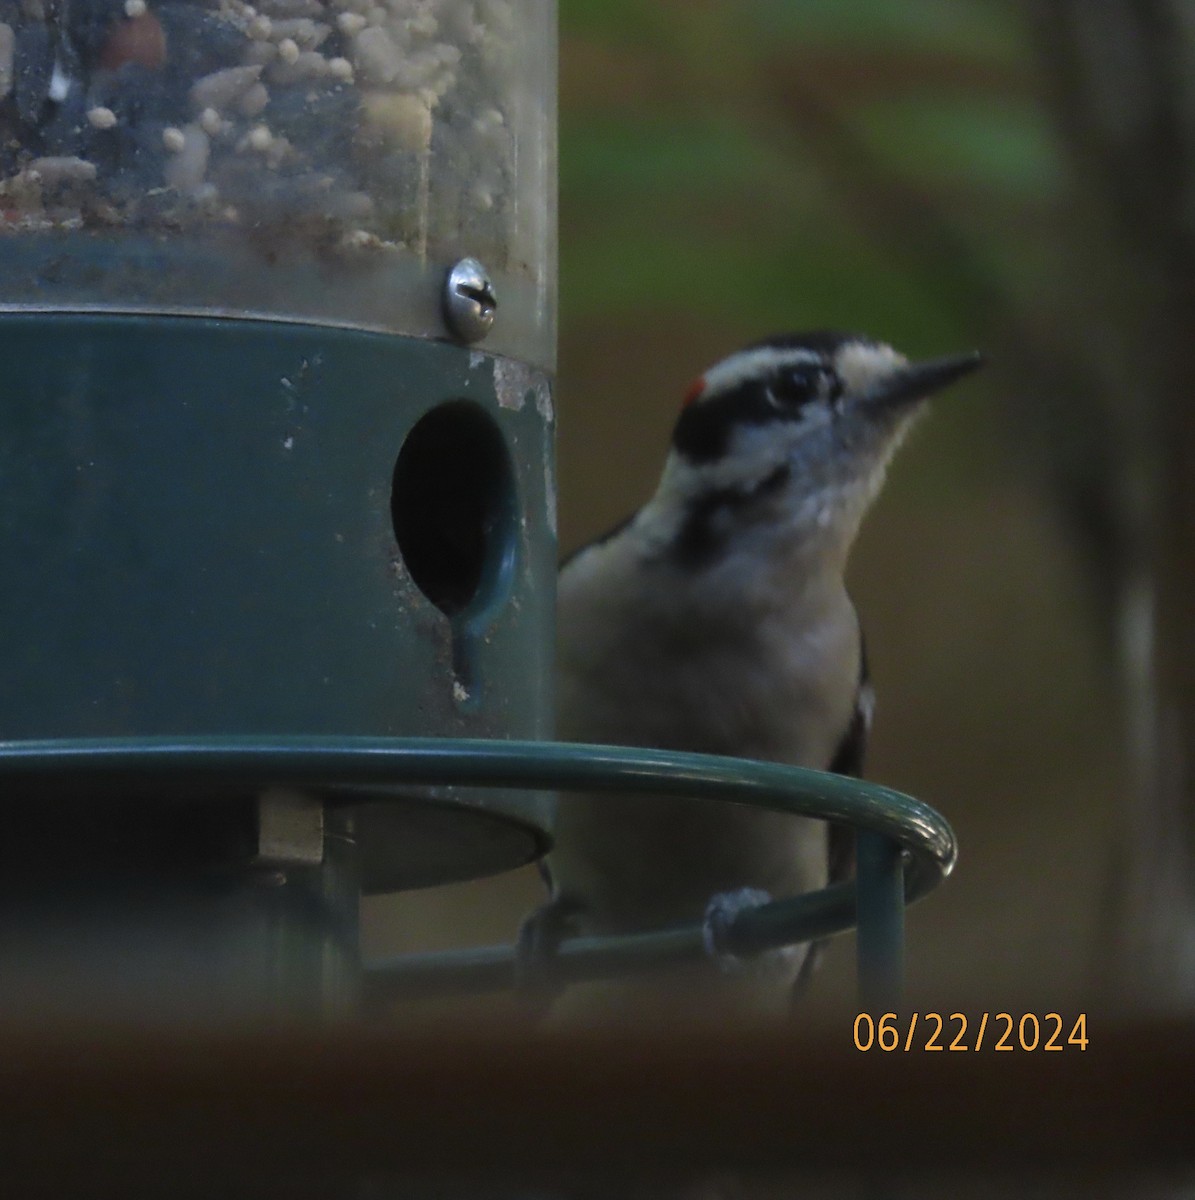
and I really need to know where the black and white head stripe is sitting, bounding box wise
[672,332,876,464]
[699,331,877,396]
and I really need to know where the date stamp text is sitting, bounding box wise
[852,1012,1088,1052]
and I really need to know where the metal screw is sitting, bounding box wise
[443,257,497,343]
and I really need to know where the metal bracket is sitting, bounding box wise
[256,788,324,867]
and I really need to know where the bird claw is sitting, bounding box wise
[701,887,776,974]
[514,893,584,1003]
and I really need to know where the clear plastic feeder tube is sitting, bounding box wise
[0,0,556,366]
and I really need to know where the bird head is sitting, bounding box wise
[650,332,982,571]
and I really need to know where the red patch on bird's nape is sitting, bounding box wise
[681,375,706,408]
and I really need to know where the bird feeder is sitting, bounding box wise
[0,0,557,1020]
[0,0,953,1023]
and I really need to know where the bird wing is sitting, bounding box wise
[792,636,871,997]
[825,633,873,884]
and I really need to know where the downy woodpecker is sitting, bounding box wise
[528,331,981,1016]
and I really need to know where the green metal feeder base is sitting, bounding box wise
[0,315,558,892]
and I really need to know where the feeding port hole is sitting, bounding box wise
[390,401,516,620]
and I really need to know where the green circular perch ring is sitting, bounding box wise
[0,736,956,1009]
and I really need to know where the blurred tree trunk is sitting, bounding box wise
[1027,0,1195,1006]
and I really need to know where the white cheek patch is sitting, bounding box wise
[733,402,830,454]
[835,342,906,397]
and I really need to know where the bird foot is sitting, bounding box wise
[701,887,777,975]
[514,893,584,1004]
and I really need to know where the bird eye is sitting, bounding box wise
[768,366,828,409]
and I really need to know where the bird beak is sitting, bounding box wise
[866,351,984,410]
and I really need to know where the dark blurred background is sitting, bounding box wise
[365,0,1195,1016]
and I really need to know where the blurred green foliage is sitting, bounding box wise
[559,0,1063,355]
